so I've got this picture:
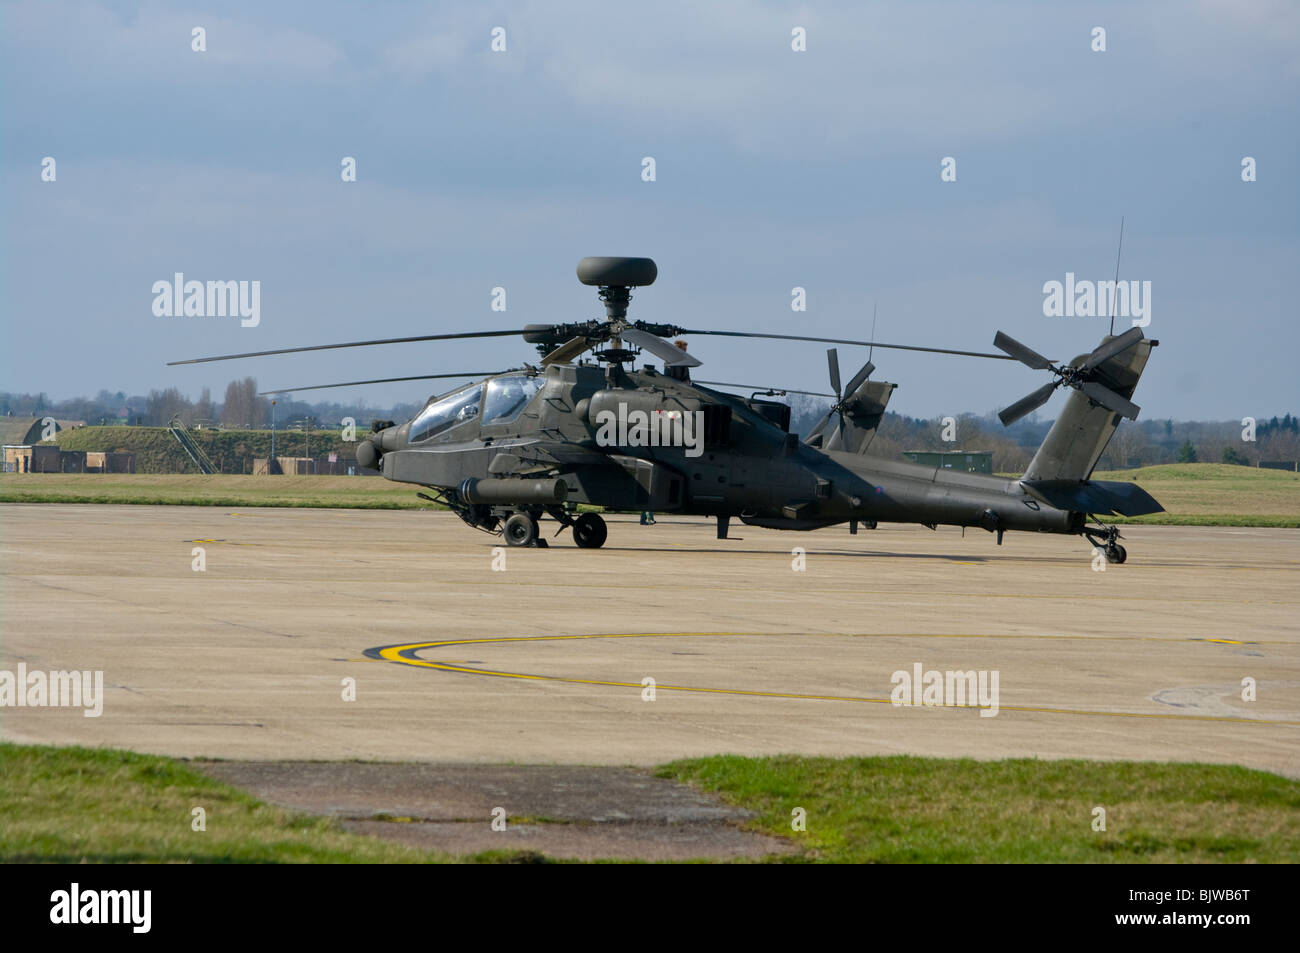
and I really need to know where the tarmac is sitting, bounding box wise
[195,761,796,860]
[3,503,1298,779]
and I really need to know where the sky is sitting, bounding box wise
[2,0,1297,421]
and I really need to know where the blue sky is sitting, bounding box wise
[2,0,1297,420]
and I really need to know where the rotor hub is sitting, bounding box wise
[598,285,633,321]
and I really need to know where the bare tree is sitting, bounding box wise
[146,387,192,426]
[221,378,262,428]
[194,386,215,425]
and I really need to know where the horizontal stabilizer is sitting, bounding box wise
[1021,479,1165,517]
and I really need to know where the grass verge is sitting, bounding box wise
[1092,463,1300,526]
[5,744,1297,863]
[659,754,1300,863]
[0,474,432,510]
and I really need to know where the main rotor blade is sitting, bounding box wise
[842,361,875,398]
[168,329,535,366]
[998,381,1059,426]
[695,380,835,397]
[992,331,1055,370]
[259,371,507,396]
[680,329,1016,361]
[1081,327,1144,371]
[1078,380,1141,419]
[622,328,702,367]
[827,348,842,398]
[541,335,594,367]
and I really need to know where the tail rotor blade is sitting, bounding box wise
[1081,327,1144,371]
[998,381,1059,426]
[993,331,1055,370]
[843,361,875,398]
[1078,380,1141,419]
[827,349,842,398]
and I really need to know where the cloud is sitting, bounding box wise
[4,0,346,83]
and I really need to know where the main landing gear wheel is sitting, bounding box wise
[1085,524,1128,564]
[572,512,608,549]
[503,513,539,547]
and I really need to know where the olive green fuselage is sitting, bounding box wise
[364,362,1080,538]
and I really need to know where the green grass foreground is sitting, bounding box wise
[4,744,1297,863]
[659,754,1300,863]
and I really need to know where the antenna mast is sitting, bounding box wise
[1109,217,1125,337]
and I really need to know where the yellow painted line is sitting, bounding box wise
[371,633,1300,726]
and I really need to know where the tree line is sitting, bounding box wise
[1,382,421,431]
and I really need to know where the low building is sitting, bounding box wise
[902,449,994,475]
[3,445,34,472]
[253,456,318,475]
[0,416,85,446]
[2,445,134,473]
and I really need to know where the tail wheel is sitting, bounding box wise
[573,513,608,549]
[504,513,538,547]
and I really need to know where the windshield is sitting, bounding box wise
[482,374,543,424]
[409,384,481,442]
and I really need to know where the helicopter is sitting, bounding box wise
[169,256,1162,561]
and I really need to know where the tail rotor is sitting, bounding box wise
[994,328,1146,426]
[816,348,876,441]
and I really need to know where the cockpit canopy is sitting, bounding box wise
[483,374,543,424]
[409,374,542,443]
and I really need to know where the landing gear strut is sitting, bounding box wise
[1084,523,1127,564]
[499,506,607,549]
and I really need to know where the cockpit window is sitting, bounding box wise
[409,384,481,442]
[482,374,543,425]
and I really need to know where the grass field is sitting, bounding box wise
[0,463,1296,526]
[4,744,1296,863]
[660,754,1300,863]
[0,473,426,509]
[1092,463,1300,527]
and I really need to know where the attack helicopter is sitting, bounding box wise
[169,256,1162,560]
